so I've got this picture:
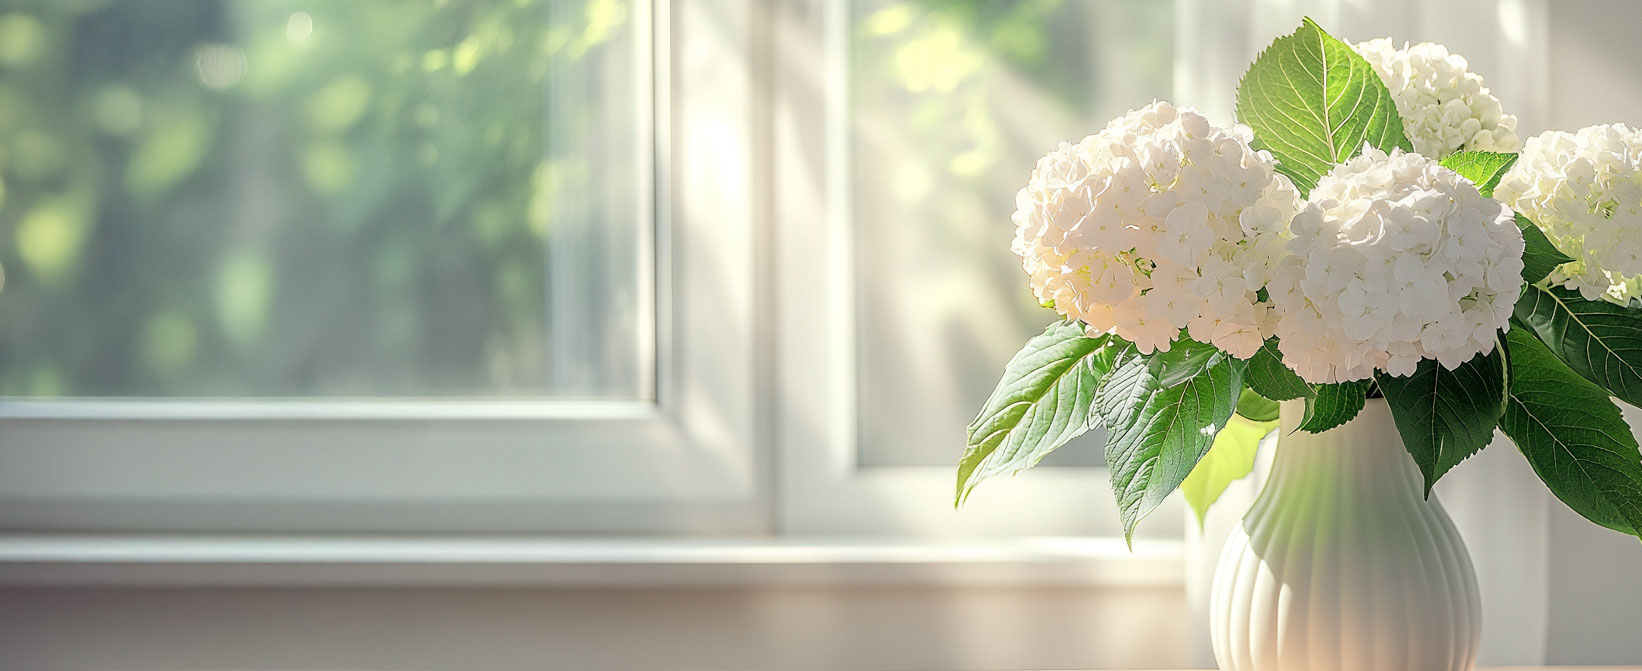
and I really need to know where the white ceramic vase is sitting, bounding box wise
[1209,398,1482,671]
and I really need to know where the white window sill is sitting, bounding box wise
[0,534,1184,588]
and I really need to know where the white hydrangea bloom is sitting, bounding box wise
[1494,124,1642,302]
[1268,146,1524,383]
[1011,100,1302,357]
[1353,38,1520,159]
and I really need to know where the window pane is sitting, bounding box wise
[851,0,1173,466]
[0,0,648,398]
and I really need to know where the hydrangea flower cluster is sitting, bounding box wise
[1267,147,1525,383]
[1011,100,1302,357]
[1353,38,1520,159]
[1494,123,1642,302]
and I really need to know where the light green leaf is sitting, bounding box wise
[1500,329,1642,537]
[1515,215,1575,285]
[1235,387,1280,422]
[1439,150,1517,197]
[1376,348,1507,496]
[957,321,1116,504]
[1298,379,1370,433]
[1095,345,1245,545]
[1245,337,1311,401]
[1235,17,1411,195]
[1182,414,1278,528]
[1514,284,1642,407]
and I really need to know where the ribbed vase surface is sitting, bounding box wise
[1209,399,1481,671]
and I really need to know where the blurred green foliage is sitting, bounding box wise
[851,0,1172,324]
[0,0,635,396]
[0,0,1168,406]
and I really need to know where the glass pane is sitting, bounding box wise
[0,0,648,398]
[851,0,1174,466]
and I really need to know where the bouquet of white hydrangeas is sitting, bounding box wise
[957,19,1642,544]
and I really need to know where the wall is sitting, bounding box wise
[1541,2,1642,664]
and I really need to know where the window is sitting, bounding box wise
[0,0,1196,539]
[0,0,763,534]
[847,0,1173,468]
[0,0,648,399]
[772,0,1181,537]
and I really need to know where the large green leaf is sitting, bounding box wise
[1244,338,1311,401]
[1439,150,1517,197]
[1181,414,1278,528]
[1514,284,1642,407]
[1235,17,1411,195]
[1297,379,1370,433]
[1515,215,1575,285]
[1376,348,1508,496]
[1095,345,1245,544]
[956,322,1117,504]
[1500,329,1642,538]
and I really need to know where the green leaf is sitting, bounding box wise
[1515,214,1575,285]
[1514,284,1642,407]
[1439,150,1517,197]
[1245,338,1311,401]
[1150,337,1222,388]
[1182,414,1278,528]
[956,321,1116,504]
[1375,348,1507,496]
[1235,17,1411,195]
[1095,346,1245,545]
[1500,328,1642,537]
[1298,379,1370,433]
[1235,387,1281,422]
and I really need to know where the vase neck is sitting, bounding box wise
[1267,398,1424,499]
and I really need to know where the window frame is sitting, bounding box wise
[0,0,769,535]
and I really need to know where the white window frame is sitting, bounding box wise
[0,0,767,535]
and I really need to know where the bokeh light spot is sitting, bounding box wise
[215,251,275,346]
[126,111,213,200]
[193,43,248,90]
[0,14,48,66]
[421,49,448,71]
[286,12,314,43]
[306,76,372,131]
[16,195,91,287]
[864,4,915,35]
[453,39,483,75]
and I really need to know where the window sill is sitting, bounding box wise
[0,534,1184,588]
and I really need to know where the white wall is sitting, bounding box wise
[0,585,1187,671]
[1540,2,1642,664]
